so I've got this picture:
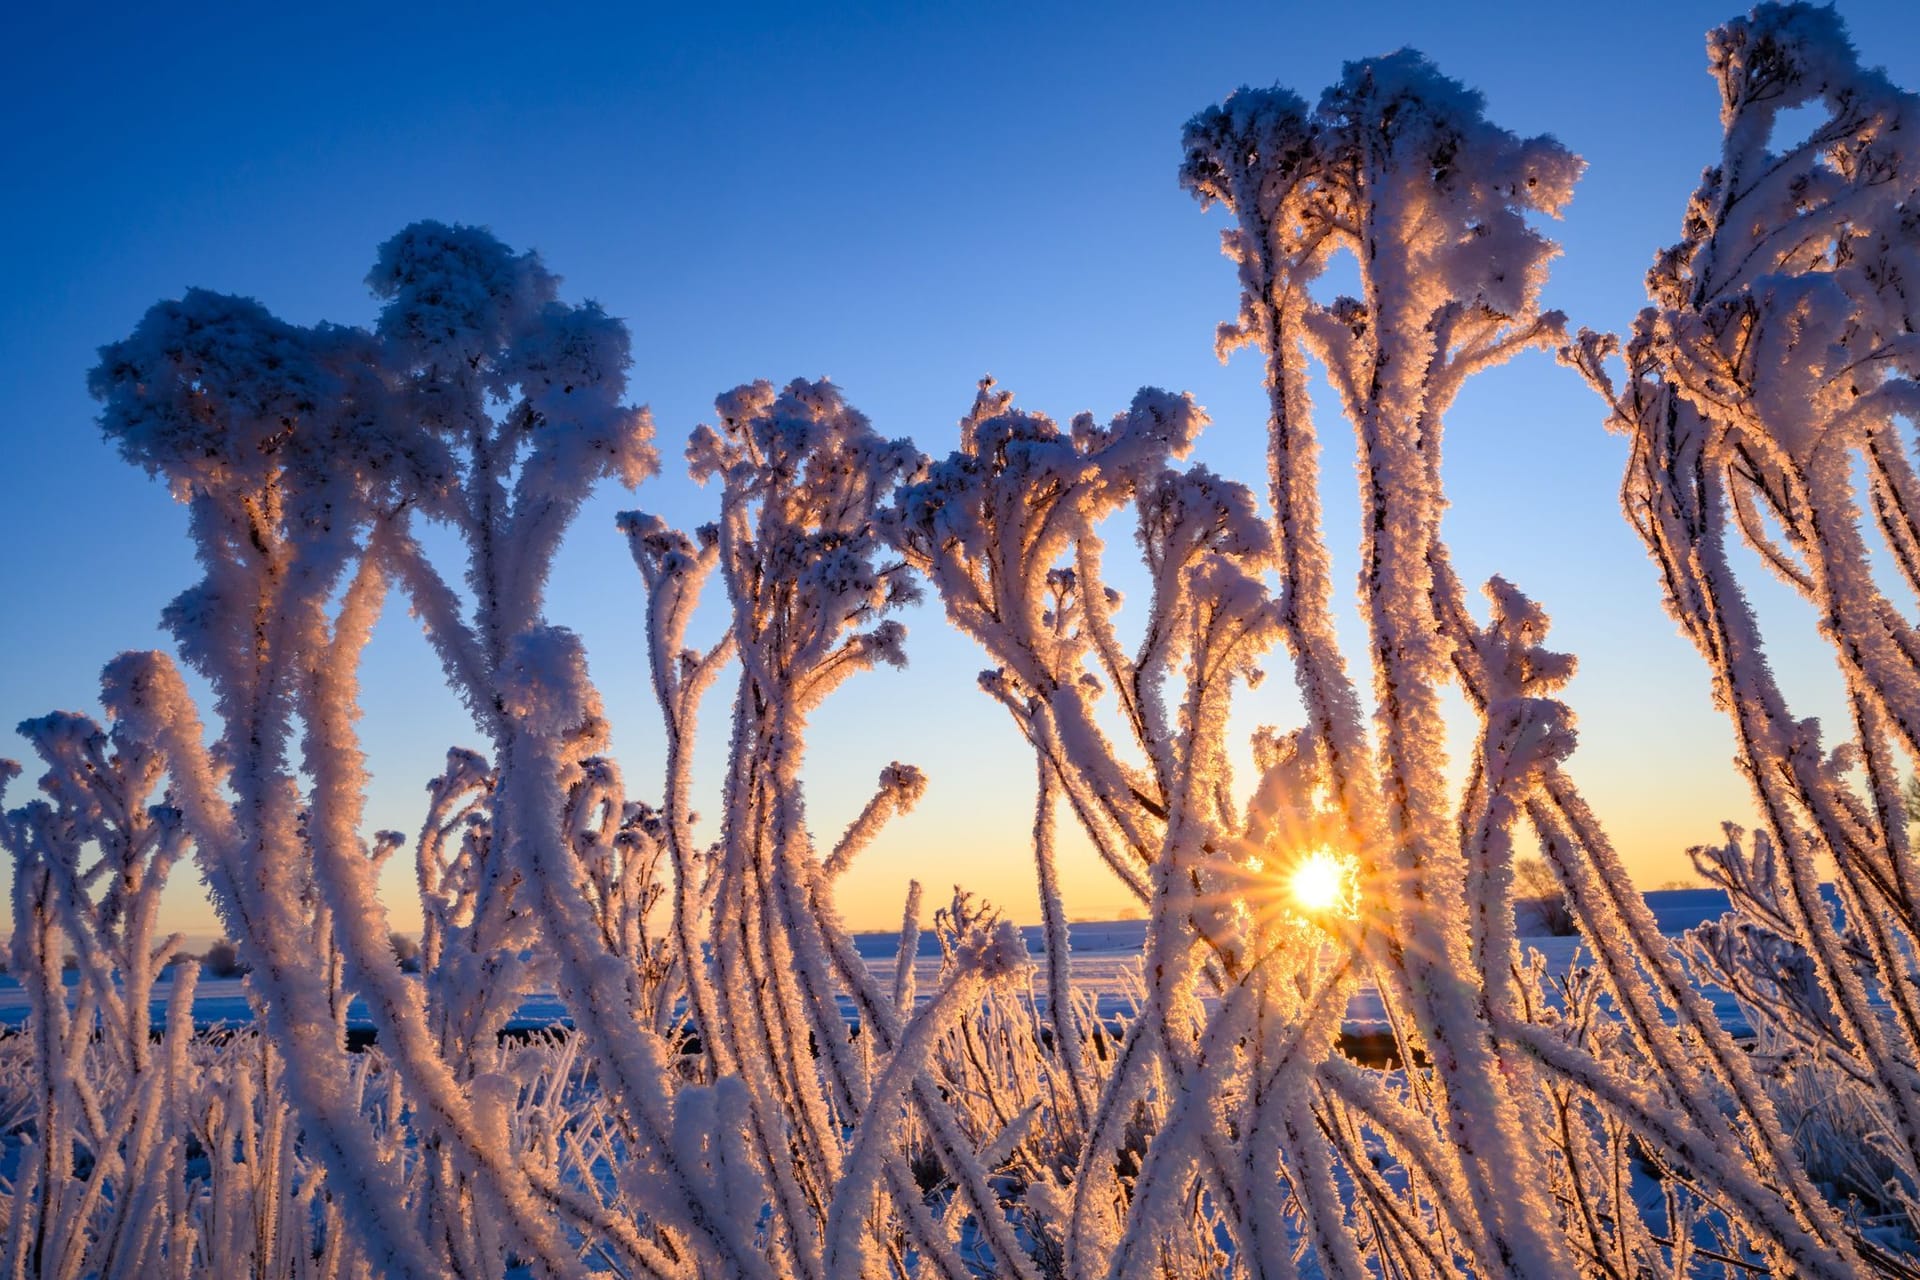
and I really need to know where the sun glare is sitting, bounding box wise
[1289,848,1348,915]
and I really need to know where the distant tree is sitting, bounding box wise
[201,940,247,979]
[389,932,421,974]
[1512,856,1577,935]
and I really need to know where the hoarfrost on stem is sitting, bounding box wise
[10,8,1920,1277]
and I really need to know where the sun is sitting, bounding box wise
[1289,848,1349,915]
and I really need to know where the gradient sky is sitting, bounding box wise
[2,1,1916,938]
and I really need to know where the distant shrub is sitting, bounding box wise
[1513,856,1577,936]
[201,940,248,979]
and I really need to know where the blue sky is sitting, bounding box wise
[2,1,1916,934]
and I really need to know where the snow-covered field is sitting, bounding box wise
[0,889,1753,1042]
[9,10,1914,1265]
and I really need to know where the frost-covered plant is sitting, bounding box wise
[341,223,673,1279]
[1145,52,1586,1277]
[888,378,1308,1269]
[364,220,658,1071]
[617,379,1067,1280]
[1153,35,1856,1277]
[0,711,197,1280]
[878,43,1643,1268]
[10,9,1920,1277]
[1565,0,1920,1262]
[64,225,663,1280]
[79,283,460,1275]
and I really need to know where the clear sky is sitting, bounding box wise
[2,1,1916,938]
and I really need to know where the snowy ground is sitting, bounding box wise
[0,889,1752,1040]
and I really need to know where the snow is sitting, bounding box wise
[0,889,1756,1040]
[9,7,1920,1275]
